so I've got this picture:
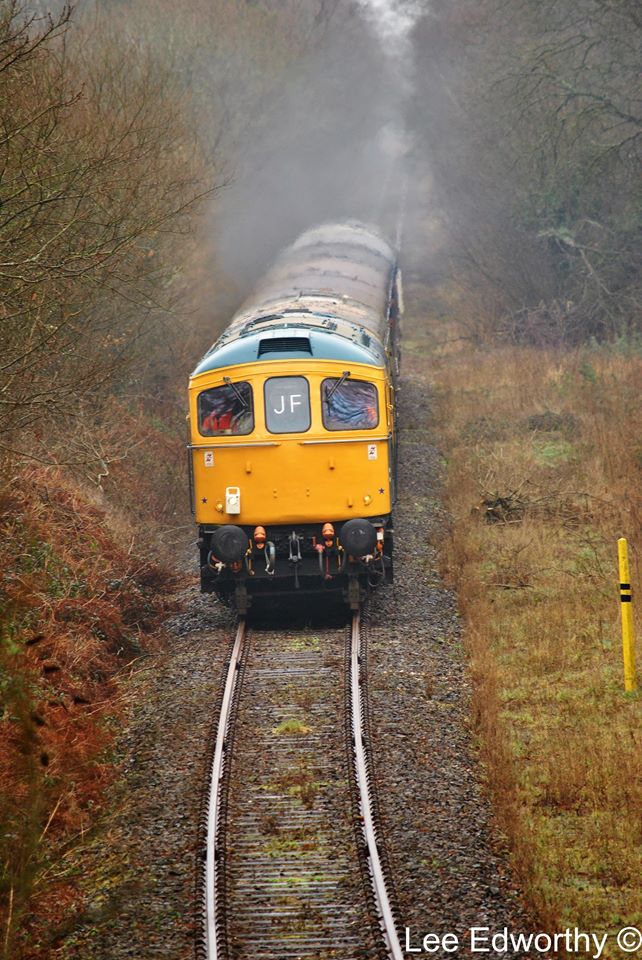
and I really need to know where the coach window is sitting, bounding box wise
[264,376,311,433]
[198,381,254,436]
[322,378,379,430]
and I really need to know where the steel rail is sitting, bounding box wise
[350,611,404,960]
[204,619,246,960]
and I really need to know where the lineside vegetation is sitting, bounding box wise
[413,1,641,934]
[421,284,642,944]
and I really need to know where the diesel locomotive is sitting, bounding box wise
[187,221,401,612]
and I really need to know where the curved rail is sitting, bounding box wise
[350,610,404,960]
[204,619,246,960]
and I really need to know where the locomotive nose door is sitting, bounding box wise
[264,377,311,434]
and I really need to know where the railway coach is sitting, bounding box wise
[187,221,402,612]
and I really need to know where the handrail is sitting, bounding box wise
[187,442,281,449]
[299,435,390,445]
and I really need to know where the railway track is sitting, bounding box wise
[197,610,403,960]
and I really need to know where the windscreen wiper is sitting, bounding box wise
[326,371,351,399]
[224,376,249,409]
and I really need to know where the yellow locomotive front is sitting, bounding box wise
[187,223,400,611]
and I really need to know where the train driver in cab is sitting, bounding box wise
[199,381,254,436]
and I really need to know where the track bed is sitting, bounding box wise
[225,625,375,958]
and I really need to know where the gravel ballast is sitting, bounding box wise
[367,366,535,958]
[59,597,236,959]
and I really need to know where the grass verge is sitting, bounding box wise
[422,284,642,944]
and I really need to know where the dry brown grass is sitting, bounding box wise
[0,462,181,958]
[425,292,642,943]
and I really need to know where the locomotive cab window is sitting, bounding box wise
[198,381,254,436]
[264,376,311,433]
[322,378,379,430]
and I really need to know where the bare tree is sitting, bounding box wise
[414,0,642,342]
[0,1,212,452]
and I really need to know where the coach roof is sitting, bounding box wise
[192,221,395,378]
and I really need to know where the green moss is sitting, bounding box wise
[272,718,311,736]
[285,635,320,652]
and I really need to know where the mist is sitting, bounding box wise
[212,0,427,289]
[356,0,424,81]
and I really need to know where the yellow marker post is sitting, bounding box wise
[618,538,637,693]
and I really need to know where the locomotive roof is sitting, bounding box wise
[192,222,396,377]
